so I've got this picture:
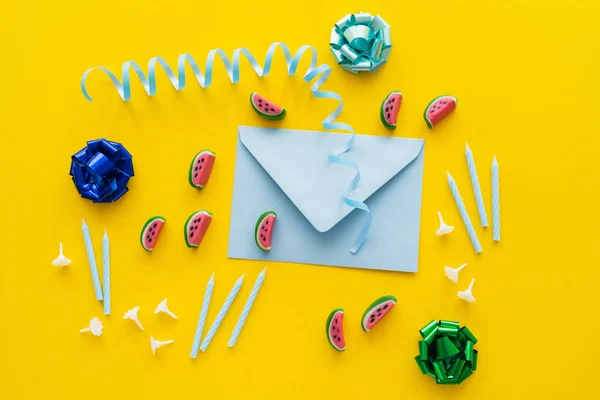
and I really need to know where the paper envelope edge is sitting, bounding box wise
[238,126,425,232]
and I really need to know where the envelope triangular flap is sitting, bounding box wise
[238,126,424,232]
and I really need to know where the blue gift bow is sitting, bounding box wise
[70,138,134,203]
[80,42,370,253]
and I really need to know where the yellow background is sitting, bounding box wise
[0,0,598,398]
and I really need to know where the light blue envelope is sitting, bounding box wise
[228,126,425,272]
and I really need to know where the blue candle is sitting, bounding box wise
[190,273,214,358]
[228,268,266,347]
[465,143,488,227]
[447,173,482,253]
[82,218,103,300]
[492,156,500,241]
[200,275,244,352]
[102,229,111,315]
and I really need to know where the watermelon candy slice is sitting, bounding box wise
[189,150,216,189]
[184,210,213,248]
[424,95,457,129]
[250,92,286,120]
[361,295,397,332]
[140,216,166,252]
[255,211,276,251]
[380,91,403,130]
[326,309,346,352]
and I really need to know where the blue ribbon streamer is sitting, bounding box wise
[80,42,370,252]
[328,154,371,253]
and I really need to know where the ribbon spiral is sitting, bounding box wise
[329,12,391,74]
[415,320,479,385]
[70,138,134,203]
[80,43,370,252]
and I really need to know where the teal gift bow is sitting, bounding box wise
[80,42,372,253]
[330,12,392,74]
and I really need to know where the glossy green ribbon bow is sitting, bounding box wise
[329,12,392,74]
[415,320,479,385]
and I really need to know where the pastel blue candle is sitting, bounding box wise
[190,273,214,359]
[228,268,266,347]
[447,173,482,253]
[102,229,111,315]
[200,274,244,352]
[82,218,103,300]
[465,143,488,227]
[492,156,500,241]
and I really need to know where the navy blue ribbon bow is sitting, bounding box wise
[70,138,134,203]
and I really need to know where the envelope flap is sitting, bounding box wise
[239,126,424,232]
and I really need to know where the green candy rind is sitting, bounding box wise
[380,91,401,130]
[254,210,276,251]
[188,149,215,189]
[140,216,166,252]
[184,210,212,248]
[250,92,286,120]
[361,295,397,332]
[326,308,345,352]
[423,95,457,129]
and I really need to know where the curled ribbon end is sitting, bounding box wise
[83,91,93,102]
[329,154,371,254]
[80,69,94,102]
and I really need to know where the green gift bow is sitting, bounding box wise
[415,320,479,385]
[329,12,392,74]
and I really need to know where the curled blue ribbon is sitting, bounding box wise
[328,152,371,253]
[70,138,134,203]
[80,43,370,252]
